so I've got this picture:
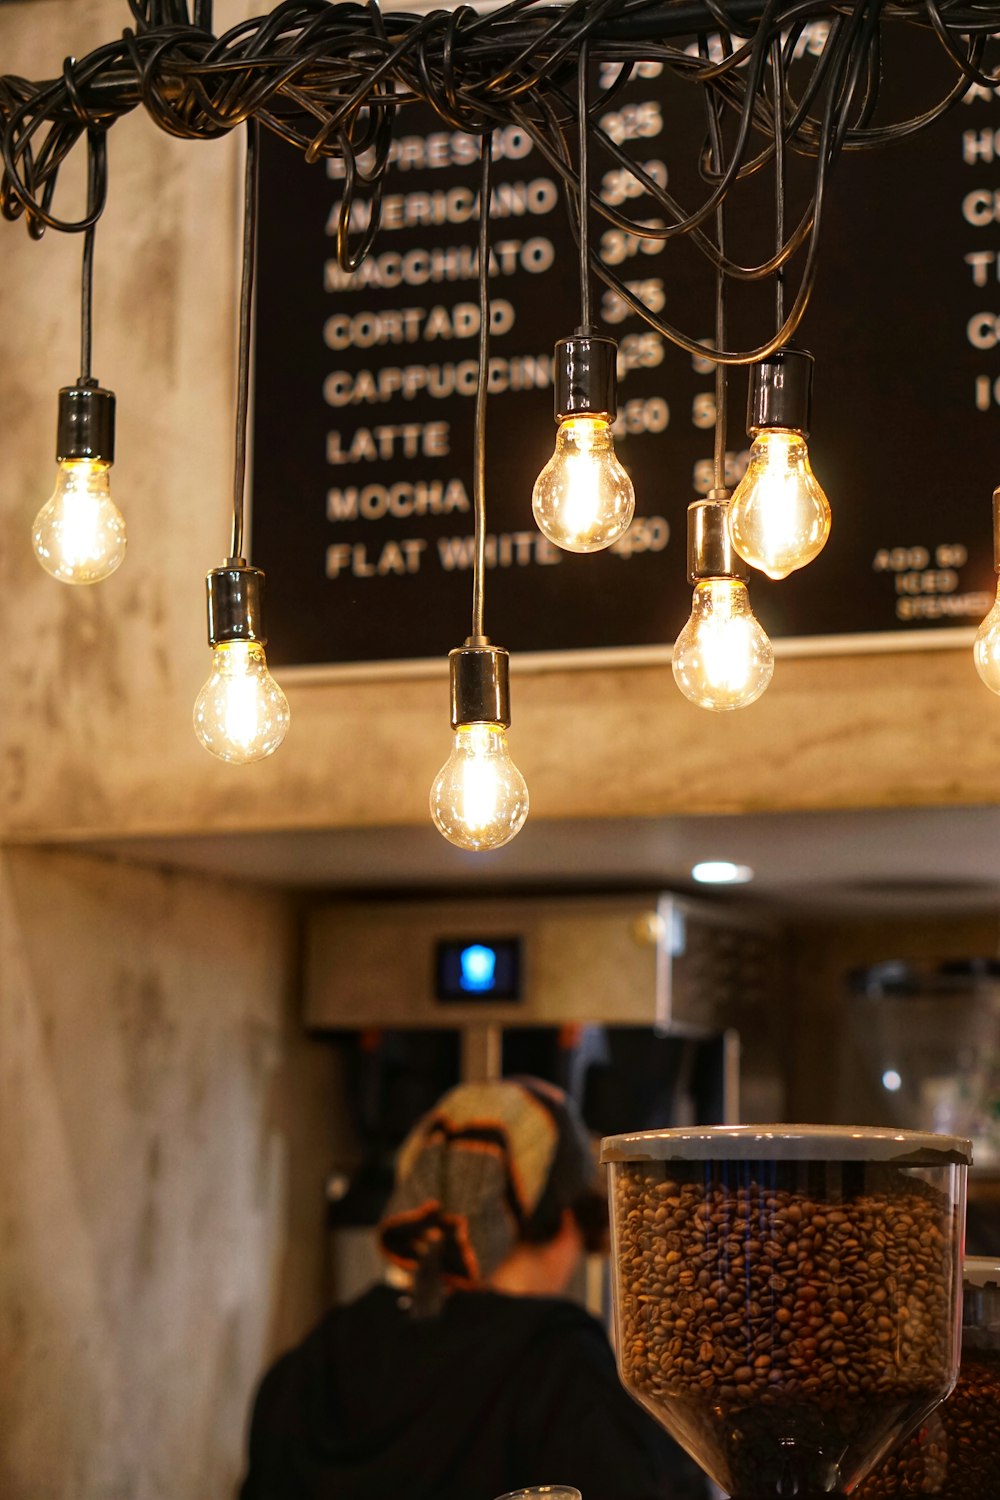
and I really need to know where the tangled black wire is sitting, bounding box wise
[2,0,1000,363]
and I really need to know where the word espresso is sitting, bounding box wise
[859,1347,1000,1498]
[613,1164,956,1498]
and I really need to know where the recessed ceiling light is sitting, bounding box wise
[690,861,754,886]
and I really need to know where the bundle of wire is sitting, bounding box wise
[1,0,998,362]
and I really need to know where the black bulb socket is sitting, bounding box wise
[687,498,747,584]
[206,561,267,647]
[449,642,511,729]
[554,331,618,422]
[56,382,116,464]
[993,487,1000,573]
[747,347,814,437]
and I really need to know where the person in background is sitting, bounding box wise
[239,1076,705,1500]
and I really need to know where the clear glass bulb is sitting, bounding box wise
[531,416,635,553]
[193,640,290,764]
[727,428,831,579]
[430,722,529,850]
[672,577,774,711]
[974,580,1000,694]
[32,459,127,584]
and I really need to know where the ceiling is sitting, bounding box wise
[74,802,1000,918]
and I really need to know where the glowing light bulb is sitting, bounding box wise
[974,580,1000,694]
[532,416,635,553]
[193,640,289,764]
[32,458,126,584]
[430,722,529,850]
[727,428,830,579]
[672,577,774,711]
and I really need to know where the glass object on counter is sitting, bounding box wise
[602,1125,969,1500]
[846,961,1000,1168]
[858,1255,1000,1498]
[494,1489,582,1499]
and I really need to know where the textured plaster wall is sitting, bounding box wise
[0,0,245,842]
[0,846,337,1500]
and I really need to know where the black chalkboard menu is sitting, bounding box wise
[250,23,1000,669]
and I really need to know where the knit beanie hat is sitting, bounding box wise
[379,1076,600,1310]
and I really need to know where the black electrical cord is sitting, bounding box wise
[3,0,1000,367]
[471,131,492,646]
[566,0,866,360]
[79,128,107,382]
[80,219,95,382]
[771,33,786,331]
[703,38,730,491]
[576,38,594,332]
[231,116,258,564]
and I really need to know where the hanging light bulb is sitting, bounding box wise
[672,497,774,711]
[431,140,527,851]
[729,429,830,580]
[430,643,528,850]
[728,347,830,580]
[33,383,126,584]
[193,640,289,763]
[532,332,634,552]
[193,562,289,763]
[431,722,529,850]
[974,585,1000,693]
[974,486,1000,694]
[673,577,774,710]
[192,127,290,766]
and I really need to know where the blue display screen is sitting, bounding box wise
[435,938,522,1002]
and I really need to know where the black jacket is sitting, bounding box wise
[239,1285,704,1500]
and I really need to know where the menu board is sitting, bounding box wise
[250,23,1000,669]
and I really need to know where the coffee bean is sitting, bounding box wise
[858,1348,1000,1498]
[612,1160,957,1497]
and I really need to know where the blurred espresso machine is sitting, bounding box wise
[302,891,782,1307]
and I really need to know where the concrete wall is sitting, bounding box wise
[0,846,337,1500]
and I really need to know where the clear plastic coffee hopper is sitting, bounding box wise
[859,1255,1000,1498]
[602,1127,970,1500]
